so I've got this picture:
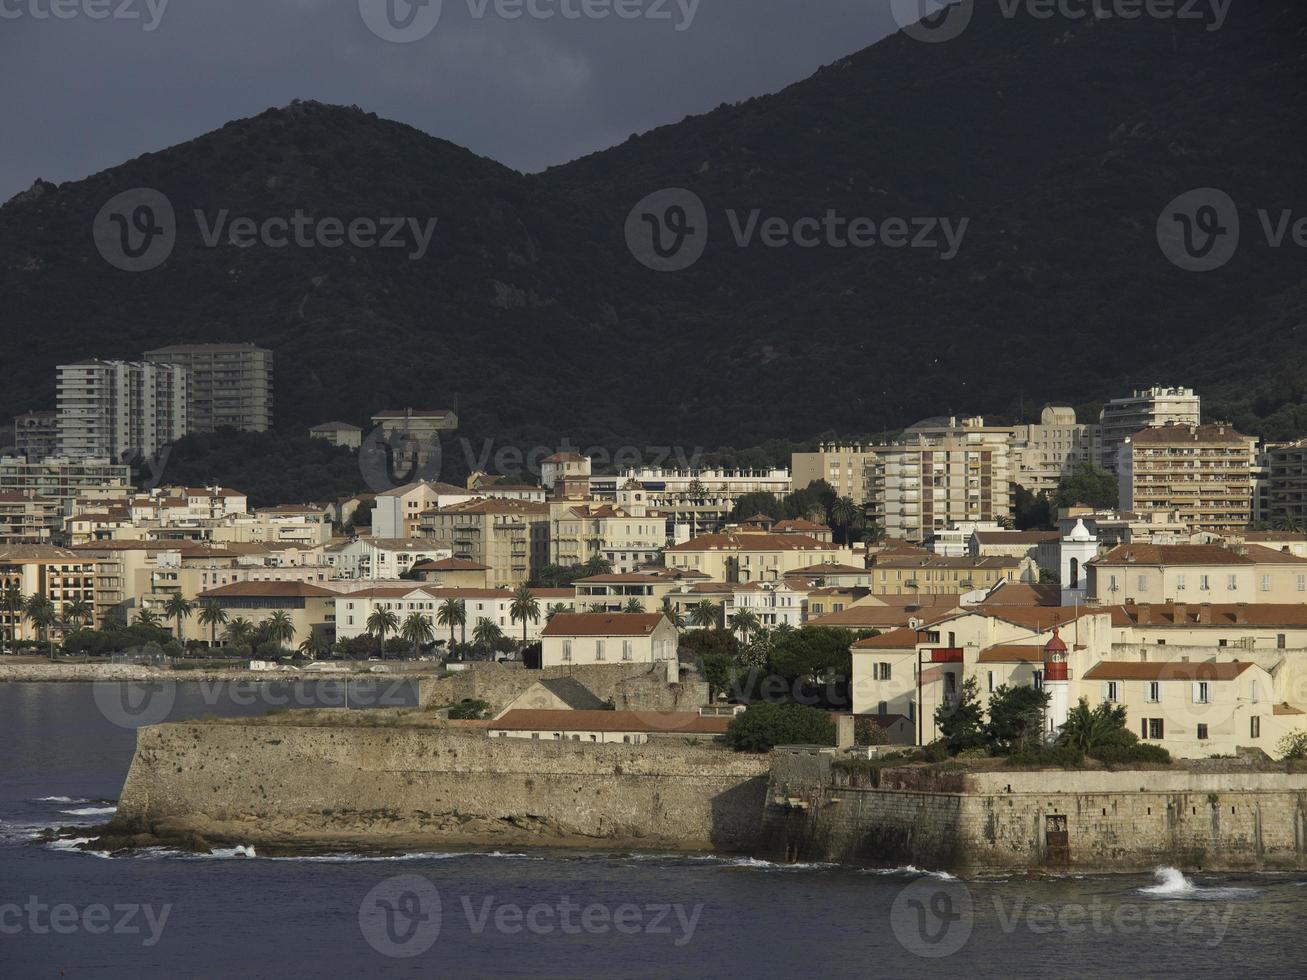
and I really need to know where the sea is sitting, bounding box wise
[2,682,1304,978]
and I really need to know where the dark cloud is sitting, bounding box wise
[0,0,899,200]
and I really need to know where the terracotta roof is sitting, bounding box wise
[851,627,920,650]
[199,581,337,599]
[0,545,84,561]
[809,598,962,630]
[1107,602,1307,628]
[542,452,586,463]
[1091,544,1255,566]
[1083,661,1255,682]
[790,562,867,575]
[1127,423,1253,445]
[774,519,830,532]
[872,555,1022,570]
[980,606,1097,630]
[410,558,489,571]
[541,613,667,637]
[976,582,1062,607]
[971,531,1060,544]
[491,710,729,735]
[1241,531,1307,543]
[1273,703,1305,716]
[433,499,548,516]
[977,645,1046,664]
[666,533,835,553]
[371,409,454,420]
[1242,545,1307,564]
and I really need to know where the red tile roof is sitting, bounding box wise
[541,613,667,637]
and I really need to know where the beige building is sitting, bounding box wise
[196,581,337,647]
[418,498,550,589]
[550,502,664,571]
[332,585,568,643]
[665,532,856,584]
[145,343,273,433]
[12,411,58,462]
[1086,543,1307,605]
[592,467,791,540]
[869,554,1025,596]
[1008,406,1103,495]
[327,537,450,580]
[1118,423,1257,535]
[0,545,98,639]
[308,422,362,449]
[409,557,490,589]
[539,612,679,668]
[792,444,879,505]
[372,481,478,539]
[0,492,59,544]
[1100,385,1201,472]
[56,359,188,461]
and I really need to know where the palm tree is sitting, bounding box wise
[223,617,254,648]
[263,610,296,650]
[830,496,864,545]
[660,596,686,630]
[135,608,163,630]
[728,608,760,644]
[298,632,329,660]
[1057,697,1129,753]
[196,600,228,647]
[623,597,645,614]
[366,606,399,658]
[435,598,466,647]
[400,612,435,659]
[545,603,570,622]
[509,584,541,644]
[163,593,194,644]
[24,594,58,660]
[472,617,503,653]
[689,599,720,630]
[2,581,26,654]
[63,597,93,631]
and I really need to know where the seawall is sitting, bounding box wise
[0,663,407,683]
[757,748,1307,873]
[114,723,769,853]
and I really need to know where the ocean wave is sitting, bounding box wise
[859,865,957,880]
[44,837,113,859]
[59,806,117,817]
[35,796,85,803]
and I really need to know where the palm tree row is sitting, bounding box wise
[0,587,96,660]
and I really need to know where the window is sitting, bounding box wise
[1227,575,1238,592]
[1250,681,1260,703]
[1176,574,1185,591]
[562,640,572,662]
[1193,682,1210,704]
[1143,718,1164,741]
[877,701,888,716]
[1033,670,1044,691]
[1200,575,1210,591]
[1251,716,1261,739]
[622,640,632,661]
[1297,574,1305,593]
[987,671,994,693]
[876,663,892,681]
[1137,575,1148,591]
[1277,634,1287,650]
[1260,574,1271,593]
[595,640,605,661]
[1104,681,1119,703]
[1218,639,1227,647]
[1146,682,1160,703]
[1197,724,1209,741]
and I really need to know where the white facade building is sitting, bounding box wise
[56,360,188,461]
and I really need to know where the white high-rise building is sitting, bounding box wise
[56,360,189,461]
[1099,385,1200,472]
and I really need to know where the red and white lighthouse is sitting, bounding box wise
[1043,628,1070,735]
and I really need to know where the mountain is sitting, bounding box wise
[2,1,1306,464]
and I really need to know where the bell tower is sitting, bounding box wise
[1060,518,1098,606]
[1043,628,1070,735]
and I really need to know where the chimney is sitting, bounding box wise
[1235,602,1247,625]
[1174,602,1187,623]
[1199,602,1212,625]
[1137,602,1151,626]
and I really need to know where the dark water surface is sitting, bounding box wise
[2,683,1303,978]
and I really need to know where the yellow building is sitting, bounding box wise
[418,499,551,589]
[0,545,97,639]
[1119,423,1257,535]
[196,581,338,647]
[1087,543,1307,605]
[665,532,857,584]
[869,554,1024,596]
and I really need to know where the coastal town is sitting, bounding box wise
[4,351,1307,770]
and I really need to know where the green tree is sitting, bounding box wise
[472,617,503,651]
[447,699,491,720]
[197,600,229,647]
[936,676,986,754]
[660,595,685,629]
[728,608,759,644]
[1053,464,1118,510]
[25,594,58,659]
[1276,729,1307,761]
[400,611,435,658]
[689,600,721,630]
[623,597,645,614]
[697,653,735,702]
[298,632,329,660]
[366,607,399,657]
[725,703,835,753]
[163,593,194,643]
[985,684,1051,754]
[223,616,254,648]
[2,581,26,654]
[436,598,467,646]
[509,584,541,643]
[1057,697,1134,754]
[263,610,296,650]
[829,496,864,544]
[729,492,784,521]
[769,627,855,683]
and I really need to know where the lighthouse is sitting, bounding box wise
[1043,628,1070,736]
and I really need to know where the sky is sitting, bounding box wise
[0,0,903,201]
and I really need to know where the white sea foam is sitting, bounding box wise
[1138,866,1260,900]
[59,806,117,817]
[44,837,113,859]
[35,796,84,803]
[859,865,956,879]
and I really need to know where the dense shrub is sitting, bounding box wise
[447,699,490,720]
[1095,742,1172,765]
[724,703,835,753]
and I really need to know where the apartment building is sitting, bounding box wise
[591,467,791,540]
[1099,385,1201,471]
[869,554,1025,596]
[308,422,362,449]
[1118,423,1257,535]
[791,444,879,505]
[417,498,550,588]
[1261,440,1307,529]
[56,360,188,461]
[1008,406,1103,494]
[372,481,477,539]
[0,457,132,514]
[369,408,458,475]
[873,423,1014,543]
[1086,543,1307,604]
[327,537,450,580]
[665,532,856,584]
[11,411,58,462]
[144,343,273,433]
[540,451,592,499]
[550,502,664,572]
[0,544,98,638]
[0,492,59,545]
